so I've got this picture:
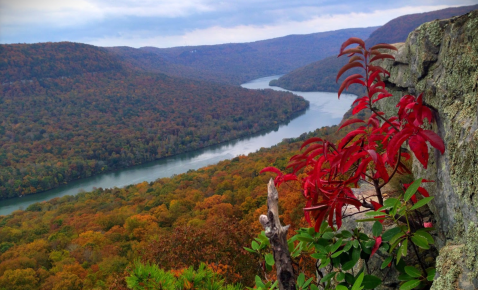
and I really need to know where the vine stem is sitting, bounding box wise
[411,240,428,274]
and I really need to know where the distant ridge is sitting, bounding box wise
[107,27,378,85]
[270,4,478,95]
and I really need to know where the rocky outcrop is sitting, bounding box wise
[377,10,478,289]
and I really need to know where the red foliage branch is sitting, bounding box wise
[261,38,445,230]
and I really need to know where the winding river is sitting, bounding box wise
[0,75,355,216]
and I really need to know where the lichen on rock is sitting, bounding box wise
[376,9,478,289]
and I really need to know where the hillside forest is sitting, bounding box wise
[0,42,308,199]
[0,107,370,289]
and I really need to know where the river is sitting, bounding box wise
[0,75,355,216]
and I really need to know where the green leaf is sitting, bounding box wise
[365,239,375,248]
[427,268,436,281]
[410,197,434,210]
[322,232,335,240]
[411,235,430,250]
[297,272,305,286]
[330,238,343,253]
[352,240,359,248]
[320,272,336,283]
[341,230,353,238]
[336,272,345,282]
[383,198,400,208]
[265,253,275,266]
[381,256,393,269]
[372,221,383,237]
[345,273,355,285]
[404,179,422,201]
[382,227,402,242]
[251,241,259,250]
[244,247,256,253]
[352,247,361,261]
[342,260,356,271]
[314,243,327,253]
[356,217,387,222]
[343,241,353,252]
[352,272,364,290]
[362,275,381,289]
[336,286,348,290]
[303,277,313,288]
[398,274,413,281]
[332,250,344,258]
[397,239,408,263]
[319,221,329,233]
[415,230,434,244]
[297,235,314,243]
[399,279,420,290]
[365,211,387,217]
[319,258,330,269]
[255,276,265,288]
[311,253,327,260]
[310,284,320,290]
[390,231,405,246]
[404,266,422,278]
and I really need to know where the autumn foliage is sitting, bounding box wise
[262,37,445,231]
[0,42,308,199]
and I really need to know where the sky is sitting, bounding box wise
[1,0,477,48]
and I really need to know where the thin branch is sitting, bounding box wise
[379,148,402,189]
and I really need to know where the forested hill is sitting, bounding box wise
[0,42,308,199]
[107,27,378,85]
[0,42,124,83]
[269,4,478,94]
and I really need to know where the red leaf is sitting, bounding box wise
[409,134,429,169]
[419,130,445,154]
[370,236,382,257]
[371,201,382,211]
[337,197,362,210]
[339,37,366,55]
[368,65,390,76]
[387,127,414,164]
[367,149,389,183]
[314,209,329,232]
[300,137,323,150]
[338,74,364,98]
[338,118,365,131]
[260,167,282,175]
[342,151,368,173]
[339,129,366,149]
[352,101,368,115]
[367,70,381,87]
[370,43,398,51]
[348,55,364,63]
[417,187,429,197]
[339,48,363,56]
[336,62,364,83]
[370,54,395,63]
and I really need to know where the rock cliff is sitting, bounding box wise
[378,10,478,289]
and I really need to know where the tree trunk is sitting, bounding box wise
[259,178,296,290]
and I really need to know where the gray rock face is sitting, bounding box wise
[376,10,478,289]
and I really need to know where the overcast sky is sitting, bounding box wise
[1,0,476,48]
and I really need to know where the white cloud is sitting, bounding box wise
[0,0,216,27]
[88,4,451,48]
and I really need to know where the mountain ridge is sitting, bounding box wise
[269,4,478,94]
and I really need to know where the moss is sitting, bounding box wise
[431,244,464,290]
[465,222,478,278]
